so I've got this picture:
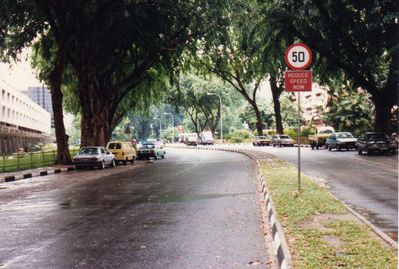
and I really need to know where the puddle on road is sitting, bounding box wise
[157,192,255,203]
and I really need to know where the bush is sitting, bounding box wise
[227,129,251,143]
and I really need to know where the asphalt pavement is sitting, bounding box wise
[0,148,271,269]
[215,144,398,241]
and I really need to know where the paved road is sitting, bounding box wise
[0,148,270,269]
[225,144,397,240]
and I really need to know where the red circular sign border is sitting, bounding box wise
[285,43,312,70]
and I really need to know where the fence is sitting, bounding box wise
[0,149,79,173]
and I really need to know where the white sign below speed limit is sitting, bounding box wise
[285,43,312,70]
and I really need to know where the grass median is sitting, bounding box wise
[260,156,397,269]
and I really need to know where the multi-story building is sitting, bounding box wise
[0,80,51,154]
[300,84,329,126]
[22,86,54,128]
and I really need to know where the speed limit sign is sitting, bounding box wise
[285,43,312,70]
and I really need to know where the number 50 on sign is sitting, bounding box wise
[285,43,312,70]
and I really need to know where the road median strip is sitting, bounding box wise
[170,145,398,269]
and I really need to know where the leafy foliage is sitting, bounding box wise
[323,89,374,137]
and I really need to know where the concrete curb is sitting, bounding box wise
[0,167,74,183]
[170,145,292,269]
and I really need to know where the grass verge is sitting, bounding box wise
[260,156,397,269]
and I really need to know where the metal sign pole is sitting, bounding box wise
[297,92,301,192]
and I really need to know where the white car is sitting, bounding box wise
[73,146,116,169]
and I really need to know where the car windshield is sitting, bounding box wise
[141,143,155,149]
[366,133,389,140]
[108,143,121,149]
[319,128,334,134]
[337,133,353,138]
[79,147,99,155]
[280,135,289,139]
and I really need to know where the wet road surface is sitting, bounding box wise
[0,148,269,269]
[220,144,398,240]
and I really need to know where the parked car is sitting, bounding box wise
[106,141,137,165]
[253,135,271,146]
[272,134,295,147]
[137,142,166,160]
[73,146,116,169]
[326,132,357,151]
[357,132,398,155]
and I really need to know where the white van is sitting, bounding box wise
[200,131,214,145]
[184,133,200,146]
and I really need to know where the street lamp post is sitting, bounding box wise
[153,118,162,140]
[207,92,223,143]
[163,112,174,143]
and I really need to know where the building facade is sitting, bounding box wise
[300,84,329,125]
[0,80,51,154]
[22,86,54,128]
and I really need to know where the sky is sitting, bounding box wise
[0,48,43,91]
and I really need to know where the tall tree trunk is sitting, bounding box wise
[49,48,72,164]
[252,103,264,136]
[270,76,284,134]
[78,76,113,147]
[372,93,393,133]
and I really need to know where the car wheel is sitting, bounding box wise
[131,156,136,164]
[316,145,319,150]
[124,158,128,165]
[100,160,105,170]
[328,145,332,151]
[366,148,371,155]
[358,148,362,155]
[310,143,314,150]
[337,145,341,151]
[154,155,158,160]
[111,159,116,168]
[162,154,165,159]
[279,143,282,147]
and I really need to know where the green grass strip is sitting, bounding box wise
[260,157,397,269]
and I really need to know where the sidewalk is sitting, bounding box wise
[0,164,75,183]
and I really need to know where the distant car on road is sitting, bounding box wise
[272,134,294,147]
[357,132,398,155]
[137,142,166,160]
[252,135,271,146]
[326,132,357,151]
[73,146,116,169]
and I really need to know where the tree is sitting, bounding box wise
[169,74,243,138]
[265,0,398,133]
[32,35,72,164]
[189,0,273,135]
[323,87,374,137]
[2,1,230,148]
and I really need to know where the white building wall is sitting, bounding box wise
[300,84,329,123]
[0,80,51,135]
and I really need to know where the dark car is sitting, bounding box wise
[356,132,398,155]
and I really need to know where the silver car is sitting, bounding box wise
[272,134,295,147]
[73,146,116,169]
